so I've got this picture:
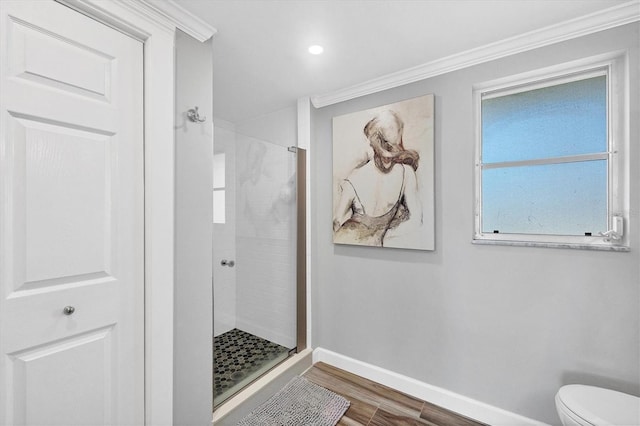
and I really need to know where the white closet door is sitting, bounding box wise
[0,1,144,424]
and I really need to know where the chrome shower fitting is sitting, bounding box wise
[220,259,235,267]
[187,106,206,123]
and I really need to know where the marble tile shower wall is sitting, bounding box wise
[235,134,297,349]
[213,123,237,336]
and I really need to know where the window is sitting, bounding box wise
[213,153,225,224]
[473,53,628,250]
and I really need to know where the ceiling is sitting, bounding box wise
[172,0,629,124]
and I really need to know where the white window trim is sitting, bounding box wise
[472,51,629,251]
[213,152,225,224]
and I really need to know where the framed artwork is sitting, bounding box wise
[332,94,435,250]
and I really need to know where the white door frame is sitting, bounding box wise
[54,1,215,424]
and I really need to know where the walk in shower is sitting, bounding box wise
[213,121,304,408]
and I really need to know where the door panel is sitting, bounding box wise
[0,1,143,425]
[9,326,114,426]
[18,116,112,286]
[7,17,113,101]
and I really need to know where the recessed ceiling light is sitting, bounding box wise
[308,45,324,55]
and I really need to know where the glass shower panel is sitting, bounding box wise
[213,133,297,408]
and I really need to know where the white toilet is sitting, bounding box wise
[555,384,640,426]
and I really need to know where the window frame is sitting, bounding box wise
[473,52,629,251]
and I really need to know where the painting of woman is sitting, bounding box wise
[332,95,434,250]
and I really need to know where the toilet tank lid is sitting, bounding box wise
[557,385,640,426]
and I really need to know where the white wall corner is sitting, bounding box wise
[296,97,311,150]
[312,348,551,426]
[311,0,640,108]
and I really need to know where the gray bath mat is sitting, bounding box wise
[236,376,350,426]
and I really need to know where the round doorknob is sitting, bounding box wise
[63,306,75,315]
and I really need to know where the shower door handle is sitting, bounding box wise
[220,259,235,267]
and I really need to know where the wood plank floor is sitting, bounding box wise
[303,362,489,426]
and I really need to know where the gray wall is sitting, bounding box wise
[311,24,639,425]
[174,30,214,425]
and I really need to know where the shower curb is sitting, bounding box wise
[212,348,313,425]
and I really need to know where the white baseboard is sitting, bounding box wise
[312,348,550,426]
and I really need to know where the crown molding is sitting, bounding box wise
[57,0,162,40]
[60,0,217,41]
[311,0,640,108]
[137,0,217,42]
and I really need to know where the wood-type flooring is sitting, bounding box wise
[303,362,489,426]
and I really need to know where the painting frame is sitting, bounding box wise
[332,94,435,251]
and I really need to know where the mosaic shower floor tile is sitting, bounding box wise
[213,328,290,408]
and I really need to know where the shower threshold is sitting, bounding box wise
[213,328,291,409]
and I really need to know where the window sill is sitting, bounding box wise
[472,238,630,252]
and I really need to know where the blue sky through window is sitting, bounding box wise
[482,76,606,163]
[481,75,607,235]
